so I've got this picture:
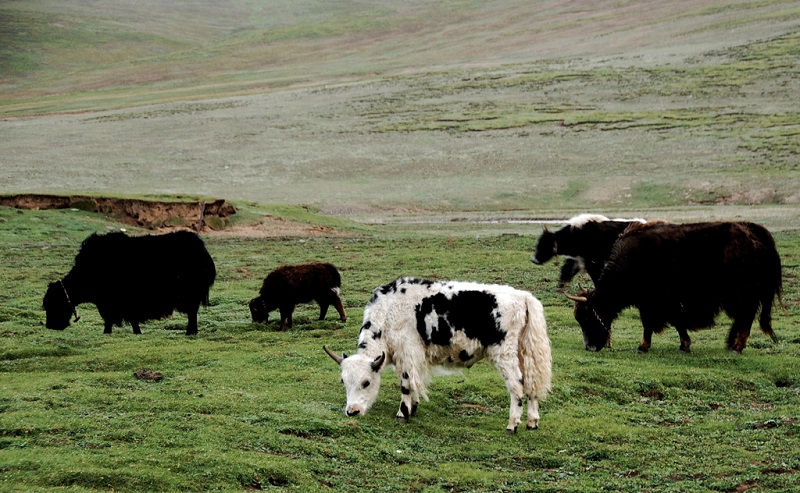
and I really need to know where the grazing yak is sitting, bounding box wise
[566,221,782,353]
[250,262,346,331]
[324,277,552,433]
[531,214,646,290]
[43,231,216,335]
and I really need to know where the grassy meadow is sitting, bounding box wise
[2,0,800,491]
[1,205,799,492]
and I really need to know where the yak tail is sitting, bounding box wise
[519,293,552,401]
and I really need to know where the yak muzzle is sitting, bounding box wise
[345,406,363,417]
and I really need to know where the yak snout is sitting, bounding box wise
[345,406,363,417]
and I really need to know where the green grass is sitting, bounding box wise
[1,206,799,492]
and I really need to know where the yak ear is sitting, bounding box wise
[371,352,386,372]
[543,225,550,233]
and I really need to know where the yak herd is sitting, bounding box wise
[42,214,784,432]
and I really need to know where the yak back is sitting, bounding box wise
[597,221,782,321]
[260,262,341,303]
[68,231,216,321]
[558,219,636,260]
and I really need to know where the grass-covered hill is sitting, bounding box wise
[2,1,798,213]
[4,0,797,113]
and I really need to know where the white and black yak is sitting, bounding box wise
[249,262,346,331]
[325,277,552,433]
[43,231,216,335]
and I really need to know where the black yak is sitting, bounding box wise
[566,221,782,353]
[249,262,346,330]
[531,213,646,290]
[43,231,216,335]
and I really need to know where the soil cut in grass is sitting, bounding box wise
[0,194,236,232]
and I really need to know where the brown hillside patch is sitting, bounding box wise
[0,194,342,237]
[0,194,236,232]
[208,215,343,238]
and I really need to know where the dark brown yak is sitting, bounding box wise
[249,262,346,330]
[566,221,782,353]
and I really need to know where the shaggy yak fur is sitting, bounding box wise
[43,231,216,335]
[567,221,782,353]
[325,277,552,433]
[531,213,646,290]
[249,262,346,330]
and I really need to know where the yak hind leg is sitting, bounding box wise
[332,295,347,323]
[131,321,142,335]
[497,360,525,434]
[637,329,653,354]
[103,320,114,334]
[526,395,540,430]
[758,298,778,343]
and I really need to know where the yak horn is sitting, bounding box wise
[564,293,588,303]
[371,352,386,372]
[323,345,344,365]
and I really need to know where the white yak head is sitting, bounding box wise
[324,346,386,417]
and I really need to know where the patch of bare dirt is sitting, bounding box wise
[0,193,346,237]
[134,369,163,381]
[208,215,344,238]
[0,194,235,232]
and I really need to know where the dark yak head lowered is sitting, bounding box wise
[248,297,270,323]
[43,281,78,331]
[530,226,558,265]
[566,289,611,352]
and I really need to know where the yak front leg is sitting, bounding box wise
[396,370,418,423]
[728,312,756,354]
[185,308,199,336]
[675,325,691,353]
[279,305,295,330]
[317,300,330,320]
[638,314,664,353]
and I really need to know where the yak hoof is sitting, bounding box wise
[506,426,518,435]
[636,346,649,354]
[679,347,691,354]
[396,415,409,424]
[526,423,539,430]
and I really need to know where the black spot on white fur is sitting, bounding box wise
[414,291,505,347]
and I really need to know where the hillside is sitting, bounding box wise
[1,0,799,215]
[2,0,798,113]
